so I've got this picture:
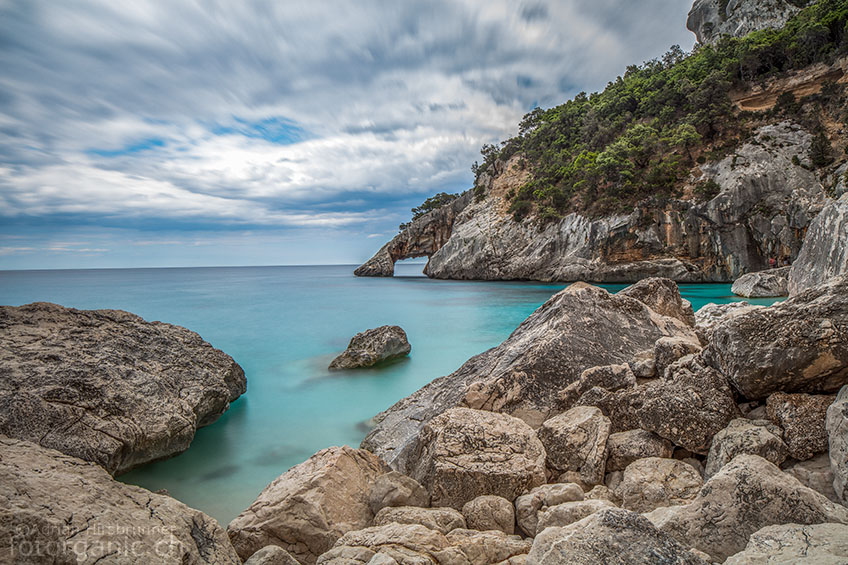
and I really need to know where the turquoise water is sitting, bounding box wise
[0,264,782,524]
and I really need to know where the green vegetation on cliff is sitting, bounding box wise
[399,192,459,231]
[473,0,848,220]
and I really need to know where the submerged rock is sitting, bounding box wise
[362,280,696,472]
[227,445,389,564]
[528,508,709,565]
[788,193,848,296]
[0,436,241,564]
[329,325,411,370]
[0,302,246,475]
[703,274,848,399]
[409,407,546,509]
[731,266,790,298]
[646,454,848,562]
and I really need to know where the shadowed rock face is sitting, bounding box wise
[357,124,826,283]
[0,302,246,475]
[353,193,472,277]
[788,193,848,296]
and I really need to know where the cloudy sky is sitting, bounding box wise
[0,0,695,269]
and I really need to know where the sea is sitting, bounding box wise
[0,263,783,524]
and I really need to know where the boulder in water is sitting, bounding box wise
[329,325,411,370]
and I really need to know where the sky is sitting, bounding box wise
[0,1,696,269]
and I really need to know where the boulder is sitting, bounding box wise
[605,429,673,472]
[556,364,636,411]
[619,458,703,513]
[537,406,611,486]
[646,454,848,562]
[373,507,465,535]
[513,483,584,538]
[703,275,848,399]
[788,193,848,296]
[461,496,514,535]
[368,471,430,514]
[724,523,848,564]
[409,408,546,509]
[704,418,788,479]
[767,392,834,461]
[527,508,709,565]
[583,485,619,505]
[580,354,739,454]
[443,529,530,565]
[535,499,617,532]
[694,302,764,343]
[227,446,389,564]
[329,326,411,370]
[618,277,696,327]
[0,302,246,475]
[361,281,698,472]
[784,454,839,503]
[731,266,790,298]
[654,337,702,377]
[0,436,240,564]
[827,385,848,505]
[245,545,300,565]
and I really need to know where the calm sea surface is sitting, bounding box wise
[0,264,782,523]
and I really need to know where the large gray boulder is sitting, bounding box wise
[535,499,617,532]
[606,429,673,472]
[703,274,848,399]
[0,436,241,564]
[461,495,515,535]
[731,266,790,298]
[0,302,246,475]
[362,280,697,473]
[537,406,611,487]
[329,325,411,370]
[513,483,584,538]
[368,471,430,514]
[579,354,739,454]
[619,458,703,513]
[766,392,834,461]
[527,508,709,565]
[827,385,848,505]
[784,454,840,503]
[244,546,300,565]
[227,446,389,564]
[409,408,547,509]
[789,193,848,296]
[694,301,764,343]
[646,454,848,562]
[687,0,811,45]
[372,506,465,535]
[724,523,848,564]
[704,418,787,479]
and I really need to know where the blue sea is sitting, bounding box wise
[0,264,782,524]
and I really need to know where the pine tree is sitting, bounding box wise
[809,131,833,169]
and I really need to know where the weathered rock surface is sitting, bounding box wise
[654,336,702,378]
[0,302,246,476]
[785,454,839,503]
[461,496,514,535]
[369,471,430,514]
[619,277,697,326]
[373,506,465,535]
[703,274,848,399]
[766,392,834,461]
[0,436,240,564]
[244,545,300,565]
[687,0,811,45]
[704,418,787,479]
[646,454,848,561]
[329,326,411,370]
[605,429,673,472]
[556,363,636,411]
[443,529,530,565]
[789,193,848,296]
[827,385,848,505]
[409,408,546,509]
[580,354,739,454]
[694,301,764,343]
[620,457,703,513]
[732,266,790,298]
[527,508,709,565]
[535,499,617,532]
[362,281,696,472]
[514,483,584,538]
[227,446,389,564]
[583,484,619,505]
[537,406,610,486]
[724,522,848,564]
[359,123,825,284]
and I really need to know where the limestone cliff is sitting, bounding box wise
[357,122,832,282]
[687,0,813,45]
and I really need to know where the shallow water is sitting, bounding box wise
[0,264,781,523]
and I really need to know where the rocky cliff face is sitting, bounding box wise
[687,0,813,45]
[358,122,829,282]
[788,193,848,296]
